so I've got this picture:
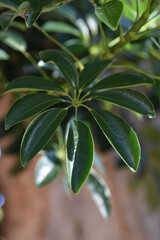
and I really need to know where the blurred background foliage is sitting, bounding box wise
[0,0,160,225]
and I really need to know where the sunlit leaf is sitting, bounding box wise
[87,169,111,219]
[35,152,61,187]
[95,1,123,31]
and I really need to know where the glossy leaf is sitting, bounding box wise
[42,21,81,37]
[79,60,112,89]
[87,169,111,219]
[20,108,67,166]
[35,152,61,187]
[40,49,78,88]
[91,109,140,172]
[0,29,27,52]
[66,120,94,194]
[2,76,65,94]
[92,89,156,118]
[5,93,62,130]
[95,1,123,31]
[91,72,154,91]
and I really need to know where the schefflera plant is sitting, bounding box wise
[2,49,156,198]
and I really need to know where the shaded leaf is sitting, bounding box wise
[20,108,67,166]
[92,88,156,118]
[87,169,111,219]
[35,152,61,187]
[5,93,62,129]
[2,76,65,94]
[66,120,94,194]
[95,1,123,31]
[40,49,78,88]
[91,72,154,91]
[91,109,140,172]
[79,60,112,89]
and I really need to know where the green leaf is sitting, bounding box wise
[42,21,81,37]
[34,152,61,187]
[95,1,124,31]
[91,72,154,91]
[0,2,38,31]
[92,89,156,118]
[0,0,72,27]
[0,29,27,52]
[0,49,10,61]
[66,120,94,194]
[20,108,67,166]
[87,169,111,219]
[5,93,62,130]
[2,76,65,94]
[40,49,78,88]
[79,60,112,89]
[91,109,140,172]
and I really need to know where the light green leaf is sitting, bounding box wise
[95,1,124,31]
[20,108,67,166]
[87,169,111,219]
[91,71,154,91]
[79,60,112,89]
[2,76,65,94]
[0,29,27,52]
[34,152,61,187]
[66,120,94,194]
[92,88,156,118]
[91,109,140,172]
[40,49,78,88]
[0,49,10,60]
[5,93,62,129]
[42,21,81,37]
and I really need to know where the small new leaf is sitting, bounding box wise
[95,1,124,31]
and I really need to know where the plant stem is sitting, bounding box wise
[104,2,153,59]
[110,64,160,80]
[80,104,91,111]
[22,51,48,79]
[135,26,160,39]
[33,23,84,71]
[97,17,110,54]
[135,0,140,21]
[75,107,78,121]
